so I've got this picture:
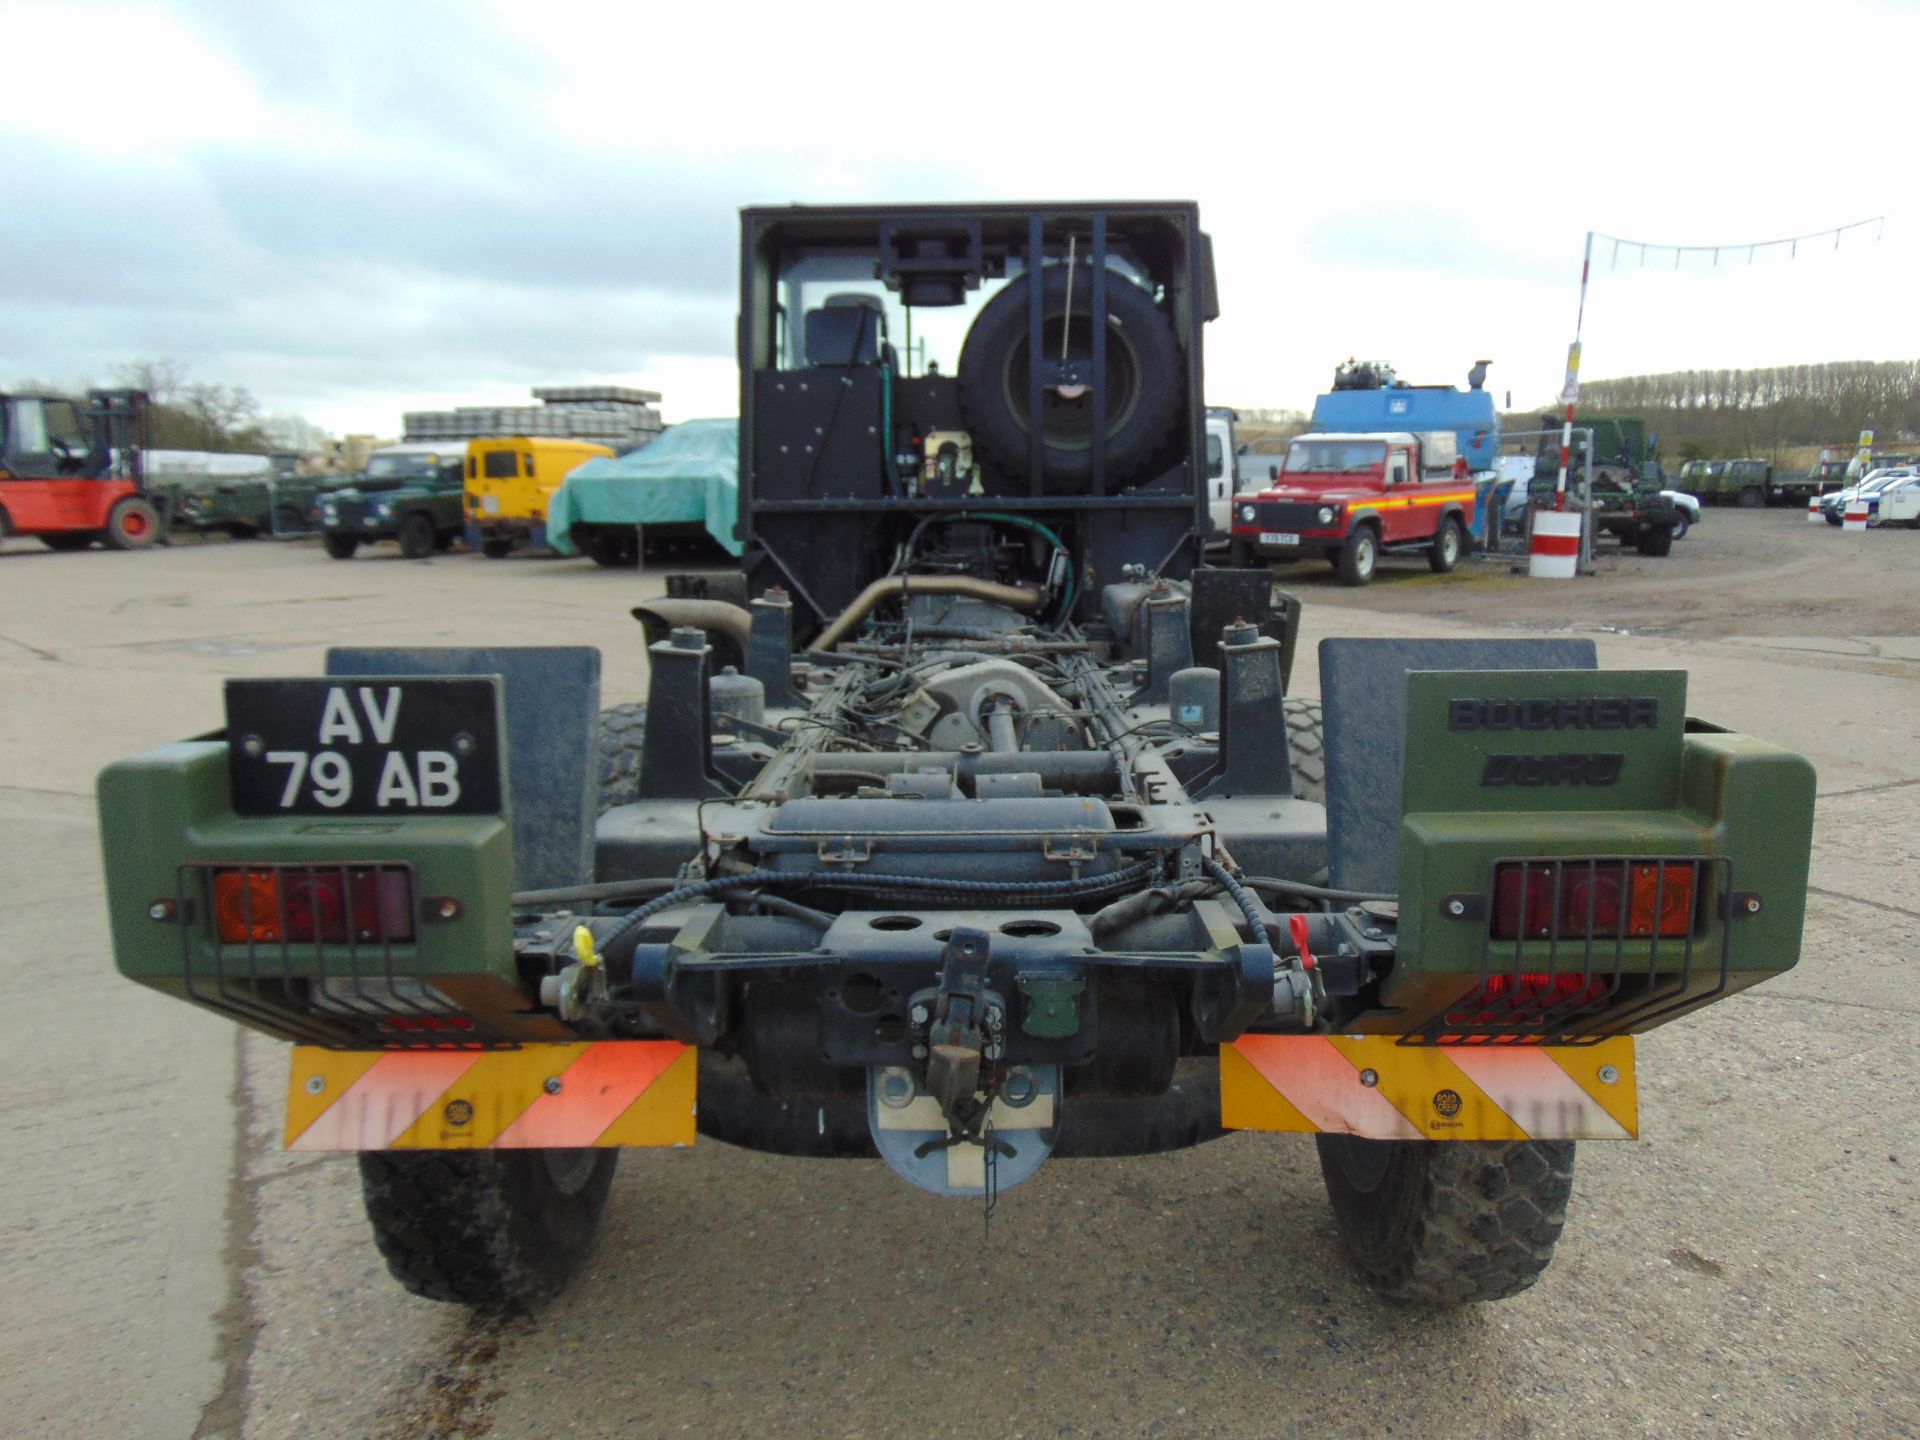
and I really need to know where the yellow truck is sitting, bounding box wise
[463,436,613,557]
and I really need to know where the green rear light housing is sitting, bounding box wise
[97,742,565,1045]
[1380,670,1815,1038]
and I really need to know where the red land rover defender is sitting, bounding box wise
[1228,430,1475,586]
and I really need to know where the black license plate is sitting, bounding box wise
[225,677,504,817]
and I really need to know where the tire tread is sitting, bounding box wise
[1317,1135,1574,1304]
[1284,697,1325,805]
[358,1149,616,1306]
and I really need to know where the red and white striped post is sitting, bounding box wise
[1530,234,1593,578]
[1556,233,1594,514]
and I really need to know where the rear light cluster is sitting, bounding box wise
[1447,971,1612,1027]
[1490,859,1697,942]
[213,865,415,945]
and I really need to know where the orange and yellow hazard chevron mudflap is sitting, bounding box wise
[1220,1035,1637,1141]
[284,1041,695,1151]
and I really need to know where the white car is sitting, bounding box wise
[1820,468,1917,524]
[1661,490,1702,540]
[1869,473,1920,528]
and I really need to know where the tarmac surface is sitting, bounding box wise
[1,510,1915,1439]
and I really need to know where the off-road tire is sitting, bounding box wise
[482,537,514,559]
[1428,515,1464,574]
[1316,1135,1575,1304]
[1824,510,1842,527]
[958,264,1181,490]
[357,1148,618,1306]
[104,496,162,550]
[1637,523,1675,557]
[41,532,98,551]
[1337,525,1378,586]
[1670,513,1690,541]
[398,512,435,560]
[596,702,648,814]
[323,532,359,560]
[1284,696,1325,805]
[226,522,259,540]
[1736,485,1765,509]
[274,505,304,535]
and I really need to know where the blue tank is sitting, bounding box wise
[1310,385,1500,472]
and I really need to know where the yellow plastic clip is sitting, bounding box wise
[573,924,602,970]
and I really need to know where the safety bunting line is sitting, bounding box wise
[1221,1034,1637,1141]
[284,1040,695,1151]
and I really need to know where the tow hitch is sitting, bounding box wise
[866,927,1062,1197]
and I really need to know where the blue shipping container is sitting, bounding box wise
[1310,386,1500,472]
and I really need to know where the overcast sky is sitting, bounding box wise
[5,0,1917,435]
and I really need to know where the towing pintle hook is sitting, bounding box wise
[922,926,1003,1134]
[868,925,1061,1198]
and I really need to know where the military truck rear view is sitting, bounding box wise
[96,203,1815,1312]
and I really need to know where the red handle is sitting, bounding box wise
[1288,913,1316,971]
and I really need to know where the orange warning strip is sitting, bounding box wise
[1220,1034,1636,1141]
[496,1041,684,1148]
[290,1050,479,1151]
[1231,1035,1424,1139]
[1447,1045,1634,1140]
[285,1041,694,1151]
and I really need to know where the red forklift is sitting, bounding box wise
[0,389,163,551]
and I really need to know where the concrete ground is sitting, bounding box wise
[0,512,1915,1440]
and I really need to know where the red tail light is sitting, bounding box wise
[213,867,414,944]
[1491,860,1696,941]
[1448,970,1613,1025]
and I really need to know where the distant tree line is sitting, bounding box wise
[1565,360,1920,462]
[112,358,277,452]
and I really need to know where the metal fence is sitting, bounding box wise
[1483,426,1598,573]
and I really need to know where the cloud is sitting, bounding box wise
[1299,210,1572,286]
[4,0,1918,434]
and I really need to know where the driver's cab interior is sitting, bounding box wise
[2,396,96,478]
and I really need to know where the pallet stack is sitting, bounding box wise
[403,386,666,453]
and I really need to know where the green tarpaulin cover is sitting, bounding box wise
[547,418,740,557]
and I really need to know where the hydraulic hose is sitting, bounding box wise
[962,511,1075,622]
[1203,858,1269,942]
[1240,875,1396,905]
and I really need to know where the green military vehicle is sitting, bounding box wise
[175,465,354,540]
[317,442,470,559]
[1533,427,1681,555]
[95,203,1815,1311]
[1585,470,1684,555]
[1678,458,1781,508]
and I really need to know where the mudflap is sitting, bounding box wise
[1220,1035,1637,1141]
[284,1040,695,1150]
